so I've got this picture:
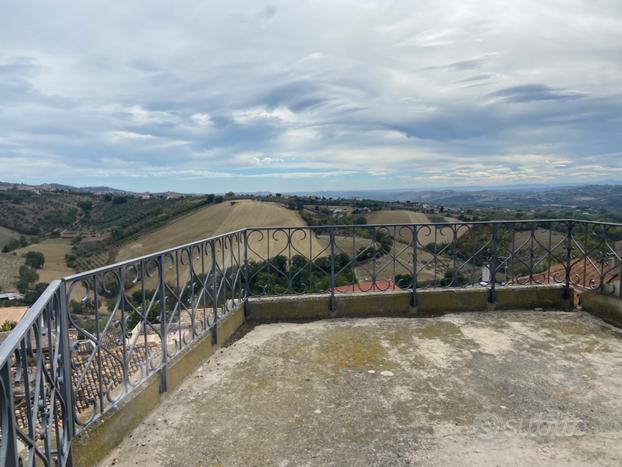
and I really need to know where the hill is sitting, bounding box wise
[117,200,325,262]
[17,239,74,284]
[0,226,20,250]
[366,210,430,226]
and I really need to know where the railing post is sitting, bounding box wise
[1,360,20,467]
[157,254,168,393]
[58,282,74,466]
[243,230,250,318]
[488,224,497,304]
[411,225,418,308]
[564,221,574,300]
[211,240,218,345]
[329,228,336,313]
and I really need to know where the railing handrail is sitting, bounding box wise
[249,219,622,230]
[62,227,248,280]
[0,279,62,364]
[59,219,622,283]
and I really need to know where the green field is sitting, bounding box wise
[0,252,23,292]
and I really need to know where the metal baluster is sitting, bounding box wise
[58,283,75,465]
[329,228,336,312]
[211,241,218,345]
[243,230,250,317]
[1,360,20,466]
[564,221,574,300]
[412,225,418,308]
[157,255,168,393]
[489,224,497,304]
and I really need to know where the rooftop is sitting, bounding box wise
[102,311,622,466]
[2,219,621,466]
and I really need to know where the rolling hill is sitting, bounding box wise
[17,239,74,284]
[116,199,326,262]
[366,210,431,226]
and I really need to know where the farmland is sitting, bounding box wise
[116,199,325,262]
[17,239,74,283]
[0,253,22,291]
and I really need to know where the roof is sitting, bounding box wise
[511,257,619,298]
[0,307,28,326]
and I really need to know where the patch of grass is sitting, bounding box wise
[0,252,23,291]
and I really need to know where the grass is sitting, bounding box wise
[17,238,74,283]
[116,199,326,263]
[365,211,471,247]
[0,226,19,250]
[0,252,23,291]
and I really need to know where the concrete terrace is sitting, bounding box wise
[101,311,622,467]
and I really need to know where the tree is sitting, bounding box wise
[78,201,93,212]
[111,226,124,240]
[65,253,77,268]
[112,196,128,205]
[24,251,45,269]
[225,191,235,198]
[394,274,413,289]
[1,239,20,253]
[23,282,49,304]
[17,265,39,293]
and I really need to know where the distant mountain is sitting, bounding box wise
[292,185,622,214]
[0,181,129,194]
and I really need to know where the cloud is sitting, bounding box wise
[0,0,621,193]
[487,84,588,103]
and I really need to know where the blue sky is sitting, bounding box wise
[1,0,621,193]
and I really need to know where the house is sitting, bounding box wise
[512,258,620,304]
[0,292,24,301]
[60,229,78,239]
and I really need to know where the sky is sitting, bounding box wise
[1,0,621,193]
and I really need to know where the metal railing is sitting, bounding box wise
[1,219,621,465]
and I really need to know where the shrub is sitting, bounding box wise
[24,251,45,269]
[17,268,39,294]
[65,253,77,268]
[23,282,49,305]
[0,321,17,332]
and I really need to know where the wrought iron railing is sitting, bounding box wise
[1,219,621,465]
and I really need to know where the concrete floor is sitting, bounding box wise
[101,311,622,466]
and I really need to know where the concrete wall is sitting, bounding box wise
[247,285,571,321]
[72,305,246,467]
[582,291,622,327]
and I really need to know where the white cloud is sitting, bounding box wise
[0,0,620,192]
[107,131,156,141]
